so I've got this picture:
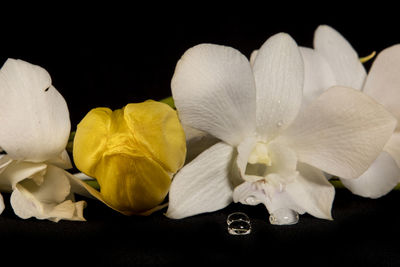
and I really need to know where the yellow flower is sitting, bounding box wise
[73,100,186,215]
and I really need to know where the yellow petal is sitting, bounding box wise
[123,100,186,173]
[73,107,112,177]
[95,153,171,214]
[72,100,186,215]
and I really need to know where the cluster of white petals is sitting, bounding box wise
[301,25,400,198]
[0,59,86,222]
[166,28,399,223]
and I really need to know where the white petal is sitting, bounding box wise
[314,25,367,89]
[171,44,256,146]
[286,163,334,220]
[0,161,47,191]
[266,141,298,176]
[236,136,258,182]
[300,47,336,108]
[45,149,73,169]
[10,165,86,222]
[183,124,219,164]
[363,45,400,127]
[0,154,13,174]
[384,132,400,168]
[249,50,258,66]
[233,181,306,215]
[0,193,4,215]
[341,152,400,198]
[166,142,234,219]
[252,33,304,141]
[0,59,70,162]
[278,86,397,179]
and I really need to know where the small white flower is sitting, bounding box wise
[0,59,86,222]
[165,33,396,221]
[301,25,400,198]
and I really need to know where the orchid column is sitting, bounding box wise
[166,33,396,224]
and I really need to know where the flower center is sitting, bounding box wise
[245,142,272,178]
[248,142,271,165]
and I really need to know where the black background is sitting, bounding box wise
[1,5,400,266]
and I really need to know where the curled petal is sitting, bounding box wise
[166,142,234,219]
[46,149,73,170]
[0,59,70,162]
[0,161,47,191]
[10,165,86,222]
[171,44,256,146]
[341,152,400,198]
[278,86,397,179]
[0,154,12,174]
[286,163,334,220]
[314,25,367,89]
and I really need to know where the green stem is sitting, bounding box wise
[159,96,175,109]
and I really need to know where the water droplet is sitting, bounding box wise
[269,208,299,225]
[227,212,250,225]
[245,196,256,205]
[277,120,283,127]
[227,220,251,235]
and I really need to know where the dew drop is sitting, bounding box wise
[245,196,256,205]
[227,220,251,235]
[269,208,299,225]
[227,212,250,225]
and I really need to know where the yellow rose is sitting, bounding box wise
[73,100,186,215]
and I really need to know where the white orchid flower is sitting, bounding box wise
[0,59,86,222]
[165,33,396,223]
[301,25,400,198]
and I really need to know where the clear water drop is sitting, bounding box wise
[226,212,250,225]
[227,220,251,235]
[269,208,299,225]
[245,196,256,205]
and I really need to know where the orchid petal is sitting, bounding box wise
[0,154,12,174]
[46,149,73,169]
[286,163,334,220]
[363,45,400,125]
[266,141,298,176]
[341,152,400,198]
[278,86,397,179]
[166,142,234,219]
[10,165,86,222]
[0,193,4,214]
[314,25,367,89]
[236,137,258,182]
[0,161,47,191]
[252,33,303,141]
[171,44,256,146]
[300,47,336,107]
[249,50,258,66]
[233,181,306,215]
[384,132,400,168]
[183,124,219,164]
[0,59,71,162]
